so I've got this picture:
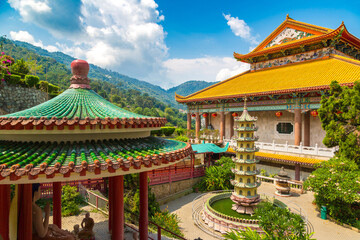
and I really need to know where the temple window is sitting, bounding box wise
[253,166,255,170]
[241,133,244,137]
[247,178,250,183]
[246,144,249,148]
[240,166,243,171]
[246,133,249,137]
[276,122,294,134]
[241,124,244,127]
[247,155,250,159]
[240,155,243,159]
[247,191,251,196]
[241,144,243,147]
[240,190,243,195]
[246,124,249,127]
[239,178,243,182]
[247,166,250,171]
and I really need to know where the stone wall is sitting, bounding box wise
[150,177,202,200]
[0,84,48,114]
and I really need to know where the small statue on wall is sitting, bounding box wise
[78,212,95,239]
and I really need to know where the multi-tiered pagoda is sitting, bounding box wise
[230,99,261,215]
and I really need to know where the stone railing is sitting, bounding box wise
[224,138,337,158]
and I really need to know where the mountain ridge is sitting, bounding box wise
[11,40,217,108]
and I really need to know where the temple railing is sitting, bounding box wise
[79,185,187,240]
[224,138,337,158]
[148,165,205,185]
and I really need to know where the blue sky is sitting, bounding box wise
[1,0,360,89]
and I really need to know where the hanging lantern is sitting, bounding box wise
[275,111,283,118]
[212,113,217,118]
[202,113,208,118]
[191,114,196,118]
[232,112,238,117]
[310,110,318,118]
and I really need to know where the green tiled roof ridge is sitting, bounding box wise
[1,88,156,120]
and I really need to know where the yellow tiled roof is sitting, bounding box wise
[227,147,324,165]
[176,55,360,102]
[255,152,324,165]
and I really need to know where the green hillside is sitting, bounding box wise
[13,40,217,108]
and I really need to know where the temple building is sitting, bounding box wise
[0,60,192,240]
[176,15,360,180]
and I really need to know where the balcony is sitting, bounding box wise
[224,139,337,158]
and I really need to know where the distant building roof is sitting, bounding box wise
[192,142,229,154]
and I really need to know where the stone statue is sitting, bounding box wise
[32,183,75,240]
[71,225,80,239]
[77,212,95,239]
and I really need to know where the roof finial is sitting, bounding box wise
[286,14,290,20]
[243,96,248,110]
[69,59,91,89]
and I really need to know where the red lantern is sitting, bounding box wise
[212,113,217,118]
[191,114,196,118]
[275,111,283,118]
[311,110,318,118]
[202,113,208,118]
[336,111,343,114]
[232,112,238,117]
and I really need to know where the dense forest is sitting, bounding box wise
[0,37,189,128]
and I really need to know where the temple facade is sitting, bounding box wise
[176,16,360,180]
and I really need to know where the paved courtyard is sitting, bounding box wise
[161,182,360,240]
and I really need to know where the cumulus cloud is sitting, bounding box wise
[9,0,167,80]
[10,30,59,52]
[158,57,249,89]
[223,14,258,45]
[8,0,83,37]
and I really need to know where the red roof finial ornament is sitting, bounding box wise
[275,111,283,118]
[69,59,91,89]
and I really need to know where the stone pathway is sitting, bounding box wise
[161,182,360,240]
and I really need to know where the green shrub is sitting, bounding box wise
[150,210,184,239]
[175,127,186,136]
[48,83,60,94]
[161,127,175,136]
[175,135,188,142]
[38,80,49,91]
[151,129,163,136]
[25,75,40,87]
[61,185,82,217]
[4,74,21,85]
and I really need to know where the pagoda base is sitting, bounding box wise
[274,191,292,197]
[230,193,261,207]
[231,204,255,215]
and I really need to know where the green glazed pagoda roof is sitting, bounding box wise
[0,89,166,129]
[0,137,192,182]
[191,142,229,154]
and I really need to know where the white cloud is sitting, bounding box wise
[10,30,58,52]
[223,14,258,45]
[158,57,249,89]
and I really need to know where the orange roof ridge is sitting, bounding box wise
[249,16,333,54]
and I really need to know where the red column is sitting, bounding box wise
[295,164,301,181]
[139,172,148,240]
[112,176,124,240]
[294,109,302,146]
[304,111,310,146]
[187,112,191,131]
[220,111,225,142]
[230,113,234,138]
[53,182,62,228]
[0,185,10,240]
[195,112,200,143]
[108,177,113,232]
[18,184,32,240]
[205,114,209,129]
